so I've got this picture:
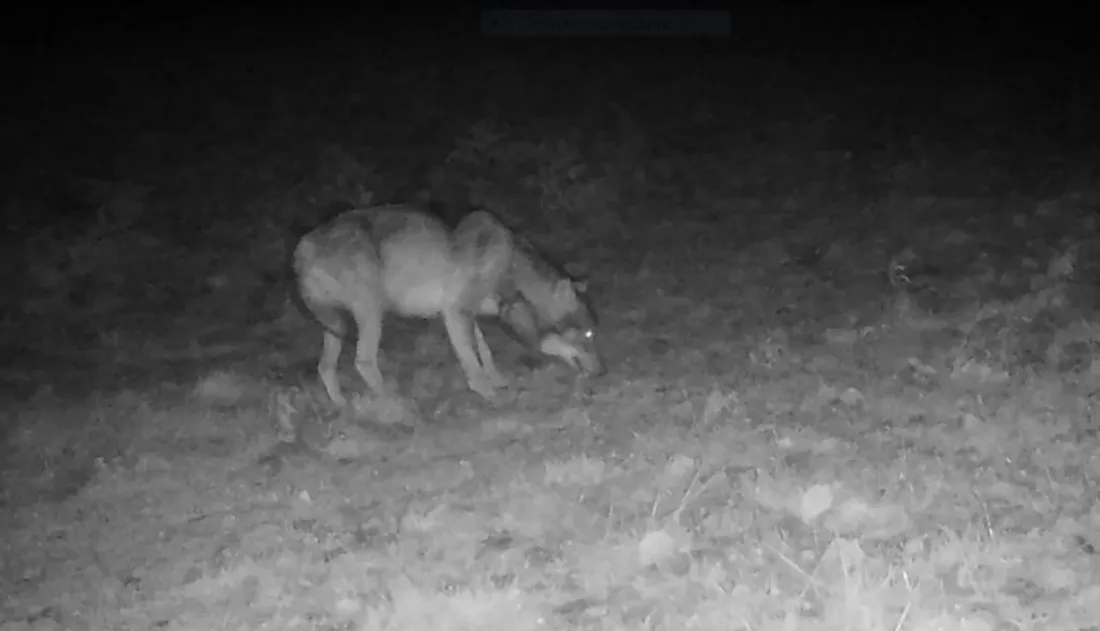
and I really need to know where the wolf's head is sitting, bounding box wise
[501,278,604,377]
[540,278,604,376]
[538,327,603,376]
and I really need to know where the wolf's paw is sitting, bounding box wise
[327,392,348,410]
[485,369,509,389]
[467,375,500,400]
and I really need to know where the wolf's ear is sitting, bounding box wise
[562,263,590,293]
[552,278,578,301]
[564,261,589,277]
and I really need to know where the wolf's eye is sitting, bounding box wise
[583,329,594,340]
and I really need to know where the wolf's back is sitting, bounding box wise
[294,204,496,320]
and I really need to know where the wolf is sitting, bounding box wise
[293,203,603,408]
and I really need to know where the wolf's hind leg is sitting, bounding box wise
[318,328,346,407]
[350,301,389,399]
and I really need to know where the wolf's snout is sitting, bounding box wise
[539,332,605,377]
[578,351,605,377]
[591,359,607,377]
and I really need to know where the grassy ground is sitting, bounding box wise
[4,19,1100,631]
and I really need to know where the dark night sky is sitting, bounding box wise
[11,7,1095,62]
